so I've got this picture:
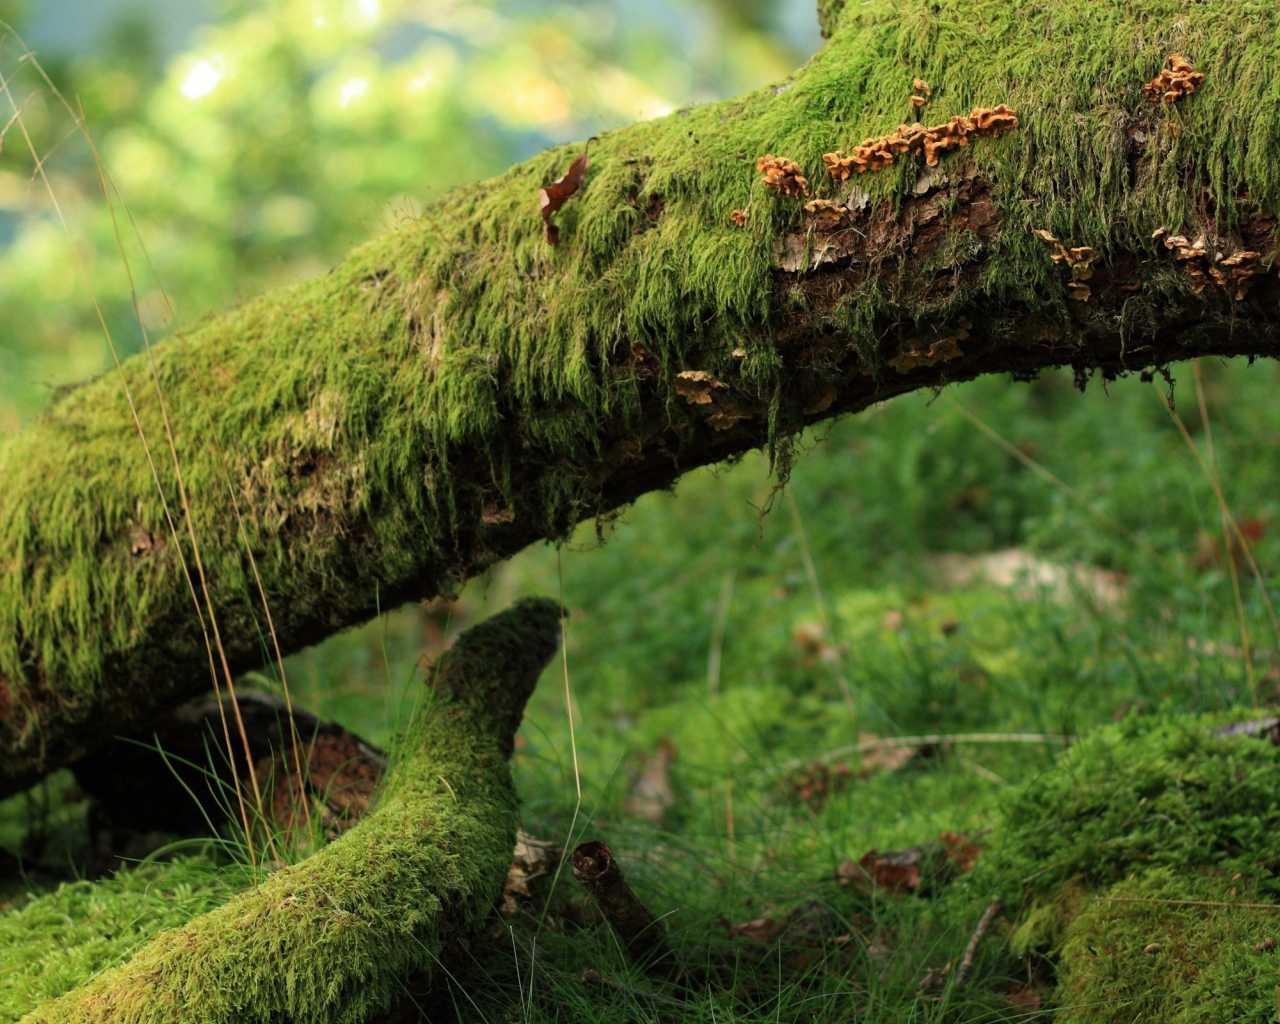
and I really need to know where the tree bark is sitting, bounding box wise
[3,0,1280,796]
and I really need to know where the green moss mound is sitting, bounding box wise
[1057,867,1279,1024]
[0,857,248,1023]
[984,712,1280,1019]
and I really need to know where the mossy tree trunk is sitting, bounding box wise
[4,0,1280,796]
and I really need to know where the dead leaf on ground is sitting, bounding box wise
[786,761,851,810]
[625,738,677,824]
[860,735,918,775]
[940,830,984,873]
[1193,516,1266,570]
[792,620,838,666]
[728,917,784,943]
[539,151,590,246]
[1007,984,1042,1012]
[927,548,1128,607]
[838,849,922,893]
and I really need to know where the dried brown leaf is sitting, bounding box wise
[940,830,984,873]
[540,152,590,246]
[625,738,676,824]
[729,918,784,944]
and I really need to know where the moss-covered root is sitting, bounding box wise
[21,597,560,1024]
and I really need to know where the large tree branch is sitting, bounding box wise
[3,0,1280,796]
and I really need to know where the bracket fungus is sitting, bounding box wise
[757,154,810,197]
[1154,228,1262,299]
[1142,53,1205,103]
[1035,230,1100,301]
[674,369,726,404]
[822,105,1019,178]
[803,198,850,232]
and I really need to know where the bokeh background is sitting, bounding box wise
[4,3,1280,1018]
[0,0,819,429]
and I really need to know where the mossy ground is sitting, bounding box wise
[7,358,1280,1020]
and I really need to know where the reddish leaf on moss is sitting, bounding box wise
[838,850,922,893]
[940,830,984,872]
[540,152,590,245]
[1007,984,1042,1012]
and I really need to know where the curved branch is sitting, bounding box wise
[19,598,560,1024]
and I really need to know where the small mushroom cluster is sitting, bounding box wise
[886,319,971,373]
[1142,53,1205,104]
[821,105,1019,179]
[674,369,754,430]
[1153,228,1262,299]
[757,154,810,197]
[910,78,931,110]
[802,198,849,232]
[1034,230,1100,302]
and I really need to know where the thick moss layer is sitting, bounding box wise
[6,0,1280,793]
[0,858,246,1023]
[983,712,1280,1019]
[15,598,559,1024]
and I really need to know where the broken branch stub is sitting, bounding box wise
[571,840,672,967]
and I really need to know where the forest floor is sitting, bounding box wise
[4,358,1280,1022]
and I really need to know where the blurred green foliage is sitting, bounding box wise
[0,0,813,429]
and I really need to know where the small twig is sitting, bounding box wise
[761,733,1071,781]
[580,968,687,1007]
[953,900,1002,990]
[1094,896,1280,911]
[572,841,672,967]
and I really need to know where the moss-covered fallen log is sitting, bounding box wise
[5,597,559,1024]
[6,0,1280,794]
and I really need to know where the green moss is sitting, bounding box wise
[979,712,1280,1018]
[7,0,1280,790]
[12,598,558,1024]
[0,857,247,1024]
[1057,867,1280,1024]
